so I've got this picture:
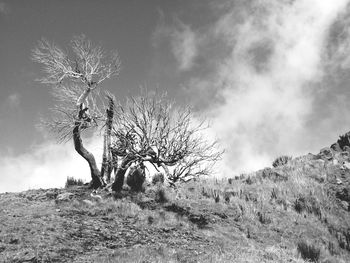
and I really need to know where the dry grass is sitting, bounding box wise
[163,155,350,263]
[1,154,350,262]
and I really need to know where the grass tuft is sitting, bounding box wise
[65,176,84,188]
[297,240,321,262]
[272,155,292,168]
[155,187,168,203]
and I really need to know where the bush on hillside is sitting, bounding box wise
[272,155,292,168]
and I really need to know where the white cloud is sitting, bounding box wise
[171,22,198,71]
[0,136,104,193]
[0,133,170,193]
[152,14,198,72]
[184,0,350,175]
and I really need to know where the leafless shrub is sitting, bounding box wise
[111,91,223,190]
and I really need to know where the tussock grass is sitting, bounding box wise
[272,155,293,168]
[65,176,84,188]
[297,240,321,262]
[164,155,350,262]
[3,151,350,262]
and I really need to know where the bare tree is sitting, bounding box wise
[111,91,222,191]
[32,35,121,189]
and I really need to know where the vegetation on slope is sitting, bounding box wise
[1,134,350,262]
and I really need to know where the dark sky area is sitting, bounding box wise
[0,0,214,154]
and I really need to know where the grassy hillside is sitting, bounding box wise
[1,143,350,262]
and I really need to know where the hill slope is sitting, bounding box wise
[1,135,350,262]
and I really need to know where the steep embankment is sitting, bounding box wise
[1,133,350,262]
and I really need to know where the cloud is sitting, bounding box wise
[0,136,103,193]
[0,133,167,193]
[180,0,350,174]
[152,13,198,72]
[6,93,21,109]
[0,2,10,15]
[3,1,350,192]
[170,22,198,71]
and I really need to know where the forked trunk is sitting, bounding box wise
[73,122,105,189]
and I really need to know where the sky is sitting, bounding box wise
[1,0,350,192]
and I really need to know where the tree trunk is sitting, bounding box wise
[112,154,135,192]
[101,99,114,183]
[73,122,105,189]
[126,164,146,192]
